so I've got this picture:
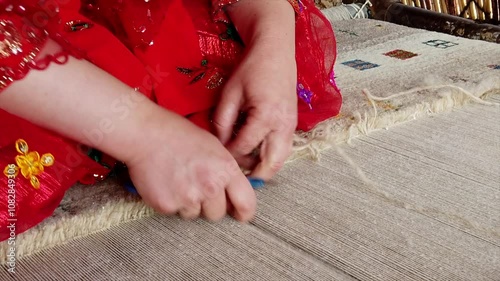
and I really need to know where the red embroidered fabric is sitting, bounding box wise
[0,5,47,90]
[0,1,86,91]
[211,0,302,22]
[293,0,342,130]
[0,116,109,241]
[0,1,108,241]
[209,0,342,130]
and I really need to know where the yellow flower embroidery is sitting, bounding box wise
[3,139,55,189]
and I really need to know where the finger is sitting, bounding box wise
[226,171,256,222]
[234,154,259,171]
[250,130,293,181]
[147,195,179,216]
[132,180,179,215]
[175,184,203,220]
[227,112,271,158]
[226,193,234,213]
[178,203,202,220]
[201,190,227,221]
[213,85,243,145]
[198,173,226,220]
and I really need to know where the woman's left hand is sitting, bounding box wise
[213,41,298,181]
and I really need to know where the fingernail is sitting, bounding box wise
[247,177,265,189]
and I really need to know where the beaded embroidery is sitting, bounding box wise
[177,59,224,89]
[297,83,313,109]
[3,139,55,189]
[0,2,81,91]
[65,20,94,32]
[0,20,23,59]
[212,0,302,22]
[219,24,242,43]
[0,19,47,90]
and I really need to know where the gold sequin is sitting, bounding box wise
[15,139,29,154]
[0,20,23,59]
[0,20,46,91]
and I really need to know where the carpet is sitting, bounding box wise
[3,88,499,280]
[1,18,499,264]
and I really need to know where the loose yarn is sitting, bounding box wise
[321,1,371,21]
[331,84,500,239]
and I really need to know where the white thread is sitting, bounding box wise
[333,140,500,239]
[321,2,370,21]
[352,0,372,19]
[361,85,500,133]
[362,85,500,106]
[332,144,374,187]
[331,85,500,239]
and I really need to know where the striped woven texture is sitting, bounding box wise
[400,0,500,22]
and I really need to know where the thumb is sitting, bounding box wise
[250,131,293,181]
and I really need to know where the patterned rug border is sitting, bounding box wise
[1,74,498,264]
[291,76,500,161]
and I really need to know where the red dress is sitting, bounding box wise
[0,0,341,241]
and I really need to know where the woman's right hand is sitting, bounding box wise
[124,108,256,221]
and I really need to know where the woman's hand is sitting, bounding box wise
[213,42,297,180]
[213,0,298,180]
[126,108,256,221]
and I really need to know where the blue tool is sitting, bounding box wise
[124,176,265,195]
[247,177,265,189]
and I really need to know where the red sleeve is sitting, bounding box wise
[211,0,301,22]
[0,1,82,93]
[0,5,47,91]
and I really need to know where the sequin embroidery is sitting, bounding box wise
[177,59,224,89]
[0,20,23,59]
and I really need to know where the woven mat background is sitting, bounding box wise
[1,18,499,267]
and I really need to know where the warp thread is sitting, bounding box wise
[331,84,500,239]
